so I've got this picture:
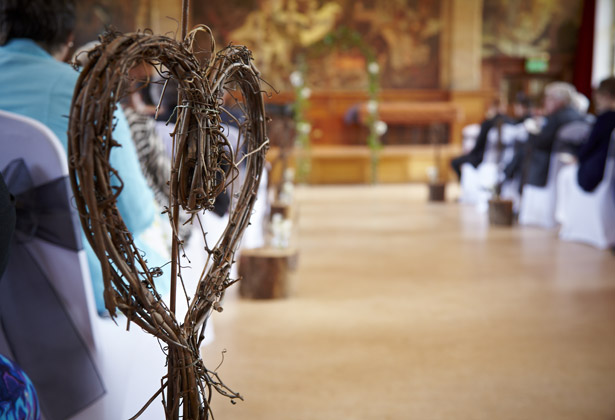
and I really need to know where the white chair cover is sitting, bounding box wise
[459,163,480,205]
[460,123,528,211]
[155,120,175,158]
[554,162,577,225]
[167,213,218,347]
[518,153,562,228]
[520,119,594,229]
[500,177,522,213]
[457,124,481,204]
[498,124,529,213]
[482,123,523,166]
[0,110,167,420]
[475,162,499,213]
[461,123,480,153]
[559,134,615,249]
[240,168,269,249]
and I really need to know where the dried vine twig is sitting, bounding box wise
[67,26,268,419]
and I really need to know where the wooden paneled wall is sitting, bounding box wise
[265,89,494,147]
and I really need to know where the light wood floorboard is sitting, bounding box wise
[203,184,615,420]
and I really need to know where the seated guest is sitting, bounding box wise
[488,95,533,205]
[0,0,169,314]
[523,82,584,188]
[553,91,594,156]
[503,94,534,181]
[572,92,591,117]
[482,95,531,168]
[512,92,534,125]
[450,99,511,180]
[460,123,481,153]
[577,77,615,192]
[466,94,532,212]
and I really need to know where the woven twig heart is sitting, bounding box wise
[67,27,268,419]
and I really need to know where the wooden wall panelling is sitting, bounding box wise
[263,89,491,184]
[265,90,459,147]
[265,90,493,147]
[266,144,464,185]
[481,54,576,110]
[449,90,495,142]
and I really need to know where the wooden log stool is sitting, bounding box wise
[428,182,446,202]
[239,247,299,299]
[488,199,514,226]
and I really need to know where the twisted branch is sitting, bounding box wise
[68,27,268,419]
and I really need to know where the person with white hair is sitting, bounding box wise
[523,82,584,188]
[572,91,591,115]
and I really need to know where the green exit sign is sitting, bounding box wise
[525,55,549,73]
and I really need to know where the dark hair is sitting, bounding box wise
[0,0,76,53]
[514,92,532,109]
[489,97,501,108]
[597,77,615,99]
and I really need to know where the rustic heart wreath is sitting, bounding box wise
[67,26,268,419]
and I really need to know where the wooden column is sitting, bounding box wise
[441,0,486,146]
[136,0,183,36]
[444,0,484,91]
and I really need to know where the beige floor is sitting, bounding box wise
[203,184,615,420]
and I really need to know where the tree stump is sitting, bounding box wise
[428,182,446,202]
[488,199,514,226]
[239,247,299,299]
[270,201,291,220]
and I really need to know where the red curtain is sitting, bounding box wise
[573,0,596,98]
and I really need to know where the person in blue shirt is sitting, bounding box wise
[0,0,169,314]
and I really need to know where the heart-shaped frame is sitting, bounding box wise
[68,27,268,419]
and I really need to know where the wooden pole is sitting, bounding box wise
[170,0,190,317]
[181,0,190,40]
[167,3,191,419]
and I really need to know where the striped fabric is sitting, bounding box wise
[123,107,194,242]
[123,107,170,209]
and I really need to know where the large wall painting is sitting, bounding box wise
[74,0,140,48]
[193,0,442,91]
[482,0,582,58]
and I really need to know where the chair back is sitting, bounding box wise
[0,109,97,345]
[608,130,615,163]
[594,130,615,192]
[462,123,480,153]
[0,110,104,420]
[558,128,615,248]
[485,122,525,168]
[607,131,615,200]
[555,120,592,153]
